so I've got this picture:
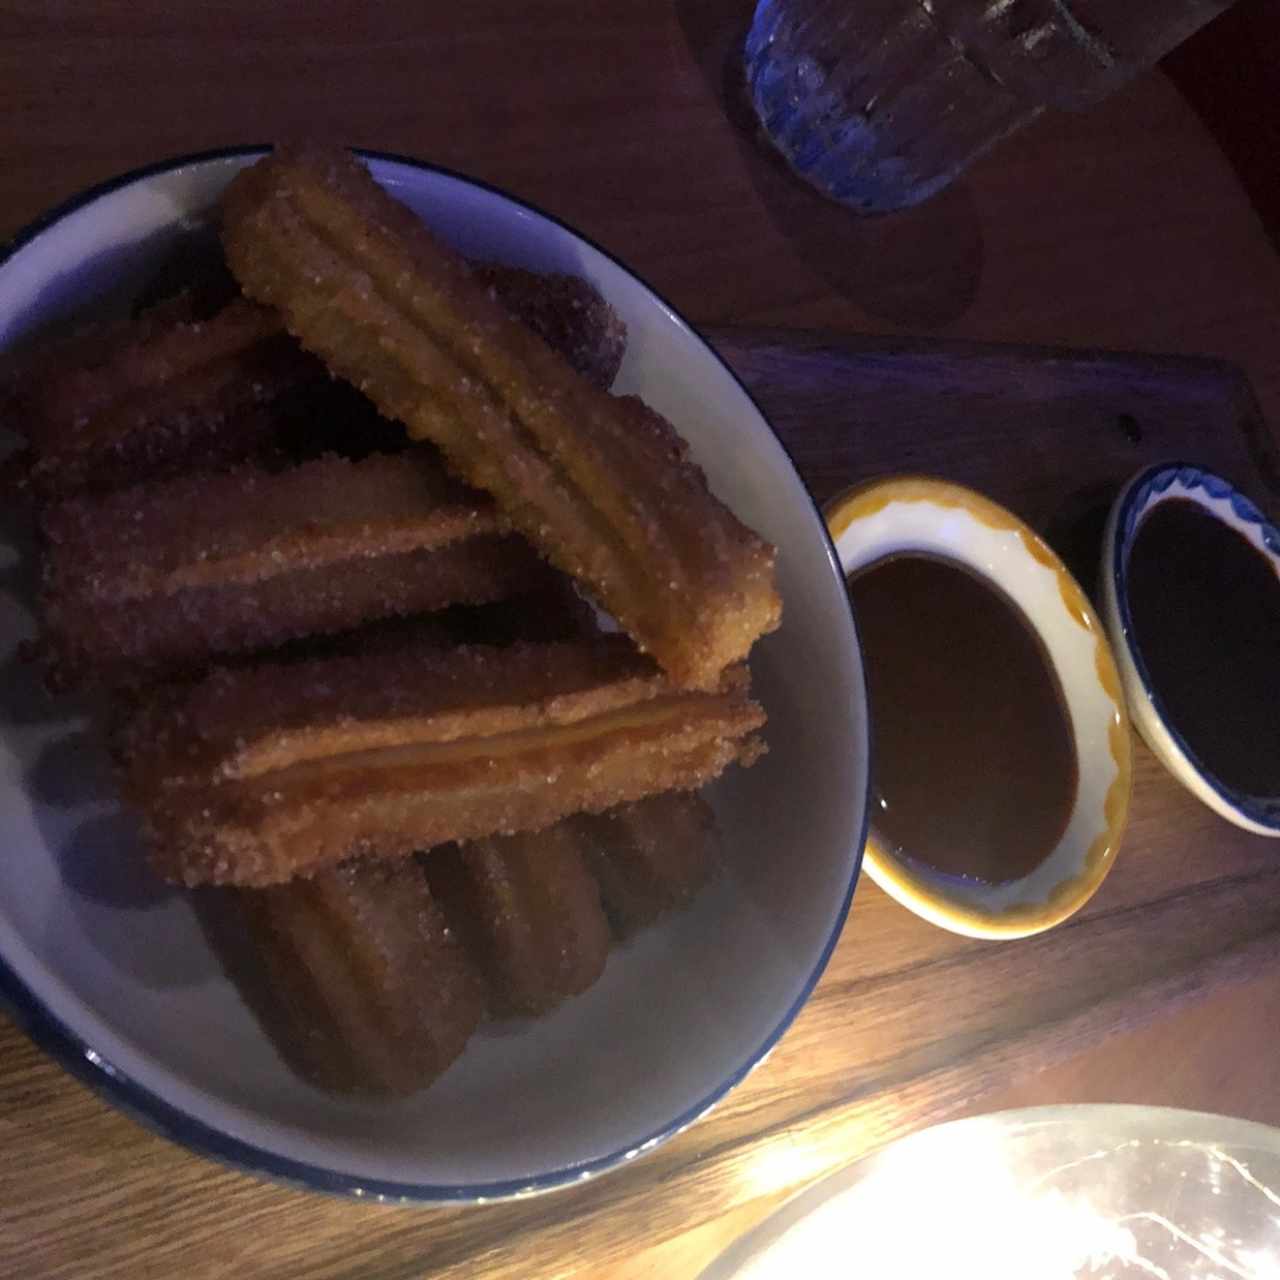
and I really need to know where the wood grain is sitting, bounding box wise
[713,329,1280,582]
[1,3,1279,1277]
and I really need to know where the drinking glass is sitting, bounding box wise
[745,0,1240,212]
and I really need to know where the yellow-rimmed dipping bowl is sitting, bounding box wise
[826,477,1131,939]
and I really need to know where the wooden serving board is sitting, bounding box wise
[714,328,1280,572]
[6,331,1280,1280]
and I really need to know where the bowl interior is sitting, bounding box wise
[0,152,868,1195]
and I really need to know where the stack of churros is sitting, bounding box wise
[6,146,781,1096]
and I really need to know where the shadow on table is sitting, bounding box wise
[674,0,984,331]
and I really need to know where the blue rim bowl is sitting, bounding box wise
[1102,461,1280,837]
[0,148,869,1201]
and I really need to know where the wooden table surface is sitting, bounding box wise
[3,3,1280,1277]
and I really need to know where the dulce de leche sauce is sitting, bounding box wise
[849,554,1078,884]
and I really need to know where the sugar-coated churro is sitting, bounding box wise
[116,635,765,886]
[221,145,780,689]
[198,858,484,1096]
[1,295,321,498]
[1,259,627,499]
[574,792,721,937]
[37,449,545,688]
[425,824,611,1015]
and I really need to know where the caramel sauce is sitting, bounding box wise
[1126,498,1280,798]
[849,555,1078,884]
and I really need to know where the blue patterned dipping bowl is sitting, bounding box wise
[1102,462,1280,837]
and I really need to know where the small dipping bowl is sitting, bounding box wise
[1102,462,1280,837]
[826,477,1132,939]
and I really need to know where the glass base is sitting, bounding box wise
[744,0,1042,213]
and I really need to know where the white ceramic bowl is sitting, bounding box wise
[826,477,1131,940]
[0,149,869,1200]
[1102,461,1280,837]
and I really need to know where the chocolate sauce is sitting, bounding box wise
[849,555,1078,884]
[1126,498,1280,798]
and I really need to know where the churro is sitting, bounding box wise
[38,449,544,688]
[116,635,765,887]
[221,145,781,689]
[198,858,484,1095]
[1,260,627,499]
[1,295,320,498]
[426,824,611,1015]
[575,792,721,937]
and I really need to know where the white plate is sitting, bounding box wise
[0,149,868,1200]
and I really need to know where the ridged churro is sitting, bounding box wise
[425,824,611,1015]
[575,792,721,937]
[1,260,627,499]
[116,635,765,887]
[1,295,321,499]
[221,145,780,689]
[197,858,484,1096]
[202,789,721,1095]
[38,449,545,688]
